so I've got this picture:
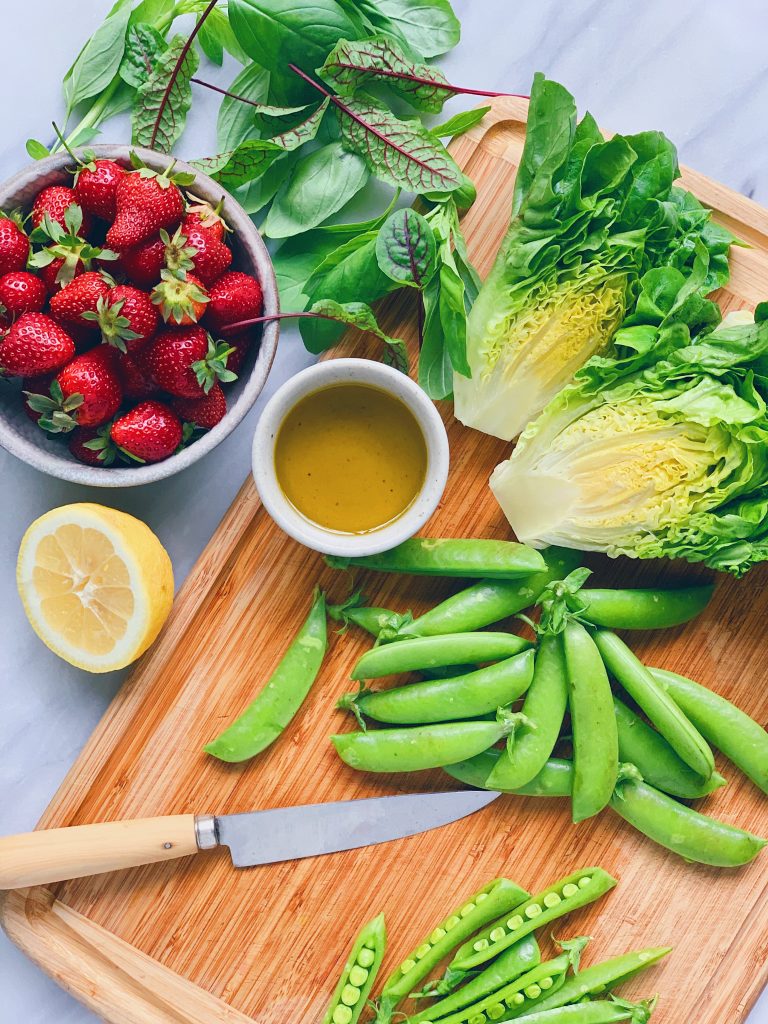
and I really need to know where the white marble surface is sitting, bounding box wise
[1,1,767,1020]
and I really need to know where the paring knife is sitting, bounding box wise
[0,789,499,890]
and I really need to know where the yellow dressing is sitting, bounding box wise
[274,383,428,533]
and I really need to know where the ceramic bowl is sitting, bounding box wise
[252,358,450,556]
[0,145,279,486]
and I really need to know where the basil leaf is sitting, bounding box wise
[64,3,132,115]
[419,272,452,397]
[439,260,470,375]
[119,24,167,89]
[199,20,224,65]
[217,62,270,151]
[26,140,51,160]
[302,233,398,352]
[432,105,491,139]
[337,99,463,193]
[132,34,200,153]
[319,37,453,113]
[375,208,437,287]
[68,80,135,148]
[352,0,460,58]
[263,141,369,239]
[229,0,364,72]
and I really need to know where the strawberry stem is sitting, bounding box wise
[51,122,84,167]
[149,0,220,151]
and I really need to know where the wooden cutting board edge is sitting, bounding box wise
[3,95,768,1023]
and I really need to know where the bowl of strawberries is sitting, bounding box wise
[0,144,279,485]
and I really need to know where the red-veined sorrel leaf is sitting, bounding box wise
[132,34,200,153]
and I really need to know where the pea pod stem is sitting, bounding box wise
[352,632,531,680]
[326,538,547,578]
[580,585,713,629]
[610,764,766,867]
[450,868,617,971]
[651,667,768,795]
[379,877,530,1015]
[340,651,535,725]
[594,631,714,780]
[531,946,671,1014]
[487,637,567,791]
[328,593,407,637]
[204,590,327,762]
[564,622,618,822]
[613,697,726,799]
[323,913,386,1024]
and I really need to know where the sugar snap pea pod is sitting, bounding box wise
[204,590,327,762]
[651,667,768,795]
[610,763,766,867]
[340,651,535,725]
[328,593,405,637]
[410,936,540,1019]
[593,630,714,780]
[487,637,567,791]
[326,538,547,579]
[451,868,617,972]
[352,633,531,680]
[579,584,713,629]
[323,912,386,1024]
[487,1002,651,1024]
[563,622,618,822]
[333,710,523,773]
[377,878,530,1021]
[385,549,581,641]
[444,752,574,797]
[409,955,573,1024]
[614,697,726,799]
[531,946,671,1014]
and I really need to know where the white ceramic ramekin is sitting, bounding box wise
[252,359,449,556]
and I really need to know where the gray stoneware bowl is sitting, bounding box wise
[0,145,279,486]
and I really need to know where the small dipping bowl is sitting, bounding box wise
[252,359,449,556]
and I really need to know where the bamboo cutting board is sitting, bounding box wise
[3,97,768,1024]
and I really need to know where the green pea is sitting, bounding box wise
[487,1005,505,1020]
[562,883,578,898]
[540,977,554,990]
[401,959,416,974]
[525,904,542,919]
[476,892,488,903]
[356,949,375,969]
[460,903,476,917]
[205,590,327,762]
[543,893,561,908]
[474,939,490,951]
[348,966,368,987]
[445,915,461,930]
[341,986,360,1006]
[507,915,523,930]
[524,984,542,999]
[415,945,431,960]
[333,1007,352,1024]
[430,928,447,943]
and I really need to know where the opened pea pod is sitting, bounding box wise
[323,912,386,1024]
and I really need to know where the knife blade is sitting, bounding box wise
[0,789,500,890]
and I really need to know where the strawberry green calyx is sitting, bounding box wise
[161,226,198,274]
[81,423,118,465]
[186,193,230,234]
[128,151,196,189]
[151,269,209,324]
[0,207,27,231]
[25,379,83,434]
[29,206,117,287]
[191,336,237,394]
[82,295,143,353]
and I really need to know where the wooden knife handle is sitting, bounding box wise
[0,815,202,890]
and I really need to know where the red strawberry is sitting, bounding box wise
[0,213,30,275]
[151,270,209,326]
[73,157,126,220]
[0,313,75,376]
[177,216,232,286]
[87,284,159,353]
[184,198,229,241]
[21,373,55,423]
[115,348,157,400]
[49,271,111,331]
[30,348,122,431]
[38,257,83,294]
[0,272,47,326]
[32,186,93,235]
[144,325,235,398]
[222,333,252,375]
[106,159,188,249]
[205,271,263,333]
[170,383,227,429]
[68,423,117,466]
[118,235,165,287]
[111,400,183,463]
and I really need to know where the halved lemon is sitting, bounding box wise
[17,503,174,673]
